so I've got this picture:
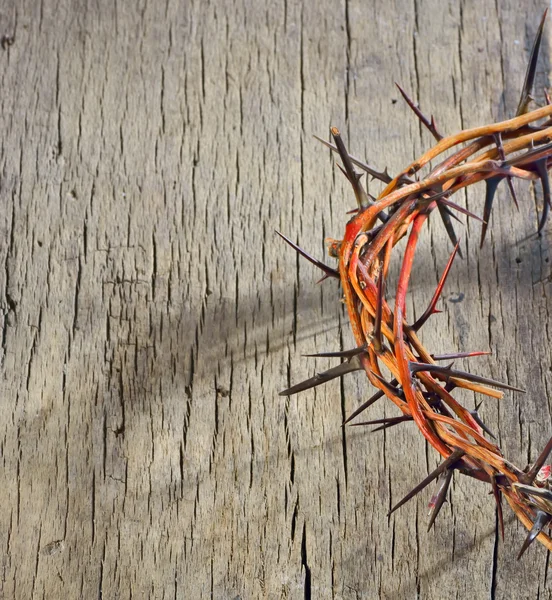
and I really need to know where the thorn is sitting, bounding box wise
[427,470,454,531]
[350,415,413,429]
[343,388,387,425]
[535,159,551,234]
[436,201,463,258]
[409,362,525,393]
[279,356,362,396]
[331,127,379,212]
[395,83,443,141]
[524,437,552,483]
[372,372,404,398]
[437,197,485,223]
[336,162,352,183]
[493,133,519,211]
[412,241,460,331]
[479,177,502,247]
[431,351,491,361]
[388,449,465,516]
[490,473,504,541]
[517,510,552,559]
[469,405,497,439]
[275,231,339,279]
[516,9,548,116]
[441,204,463,224]
[313,134,394,184]
[303,345,367,359]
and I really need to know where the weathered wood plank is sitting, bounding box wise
[0,0,550,598]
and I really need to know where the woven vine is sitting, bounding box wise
[280,11,552,557]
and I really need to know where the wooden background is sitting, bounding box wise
[0,0,551,598]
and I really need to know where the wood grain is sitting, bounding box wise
[0,0,550,598]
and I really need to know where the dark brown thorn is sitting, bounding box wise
[350,415,413,428]
[330,128,374,210]
[517,511,551,559]
[275,231,339,279]
[438,197,485,223]
[437,202,463,258]
[409,362,525,393]
[524,436,552,483]
[427,470,454,531]
[372,372,404,398]
[279,356,362,397]
[315,273,334,284]
[336,162,352,183]
[313,134,394,184]
[490,473,504,541]
[441,204,463,224]
[506,177,520,211]
[373,271,384,352]
[388,449,465,516]
[395,83,443,141]
[371,418,413,433]
[494,133,519,211]
[412,241,460,331]
[343,387,388,425]
[535,158,551,233]
[431,351,491,361]
[479,177,501,248]
[303,345,367,359]
[469,402,496,439]
[516,9,548,116]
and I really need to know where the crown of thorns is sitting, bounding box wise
[279,11,552,558]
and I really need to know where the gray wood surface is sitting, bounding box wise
[0,0,551,598]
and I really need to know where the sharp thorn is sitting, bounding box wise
[516,9,548,116]
[303,345,367,359]
[313,134,394,184]
[409,362,525,393]
[279,356,362,396]
[350,415,413,428]
[412,241,460,331]
[395,83,443,141]
[437,197,485,223]
[431,351,491,361]
[388,449,465,516]
[480,177,501,248]
[343,387,388,425]
[372,372,404,398]
[494,133,519,211]
[427,470,454,531]
[330,127,375,211]
[275,231,339,279]
[517,510,551,559]
[469,407,497,439]
[437,201,463,258]
[506,176,520,211]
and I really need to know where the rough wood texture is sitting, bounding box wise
[0,1,551,598]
